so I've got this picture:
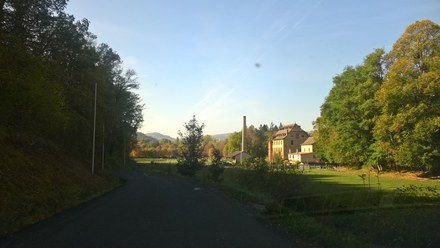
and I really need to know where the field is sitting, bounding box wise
[136,160,440,247]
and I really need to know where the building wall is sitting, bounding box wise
[288,153,297,162]
[267,140,273,162]
[268,124,309,162]
[272,131,308,160]
[283,131,308,159]
[301,144,314,153]
[272,139,284,159]
[290,153,318,163]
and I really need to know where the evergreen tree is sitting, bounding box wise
[177,116,205,176]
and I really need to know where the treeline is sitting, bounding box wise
[223,123,281,158]
[131,134,228,159]
[132,137,178,158]
[131,121,284,159]
[0,0,143,165]
[314,20,440,173]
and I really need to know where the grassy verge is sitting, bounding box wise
[137,161,440,247]
[0,143,121,237]
[134,157,178,164]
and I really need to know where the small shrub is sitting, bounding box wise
[198,164,225,183]
[238,158,269,190]
[177,161,202,177]
[208,164,224,182]
[208,148,224,182]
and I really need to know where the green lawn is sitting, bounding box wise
[266,168,440,247]
[303,168,439,192]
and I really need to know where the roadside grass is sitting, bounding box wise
[134,157,178,165]
[0,143,121,237]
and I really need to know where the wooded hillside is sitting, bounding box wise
[0,0,143,166]
[0,0,143,235]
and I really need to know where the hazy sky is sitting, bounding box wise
[66,0,440,137]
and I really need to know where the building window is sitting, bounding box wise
[291,140,293,145]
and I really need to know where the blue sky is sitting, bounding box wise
[66,0,440,137]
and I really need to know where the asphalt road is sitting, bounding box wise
[0,167,297,248]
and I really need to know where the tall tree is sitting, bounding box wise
[1,0,144,167]
[223,131,242,156]
[0,43,65,140]
[1,0,68,53]
[0,0,70,141]
[177,116,205,176]
[247,125,268,158]
[314,49,385,166]
[374,20,440,171]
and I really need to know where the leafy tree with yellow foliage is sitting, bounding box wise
[374,20,440,171]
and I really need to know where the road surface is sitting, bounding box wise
[0,166,297,248]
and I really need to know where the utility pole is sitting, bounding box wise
[241,116,246,164]
[91,83,97,176]
[123,137,126,167]
[102,124,105,170]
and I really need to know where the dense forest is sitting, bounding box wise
[0,0,143,165]
[314,20,440,173]
[0,0,143,234]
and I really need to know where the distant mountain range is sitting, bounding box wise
[137,132,176,141]
[136,132,230,142]
[211,133,230,140]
